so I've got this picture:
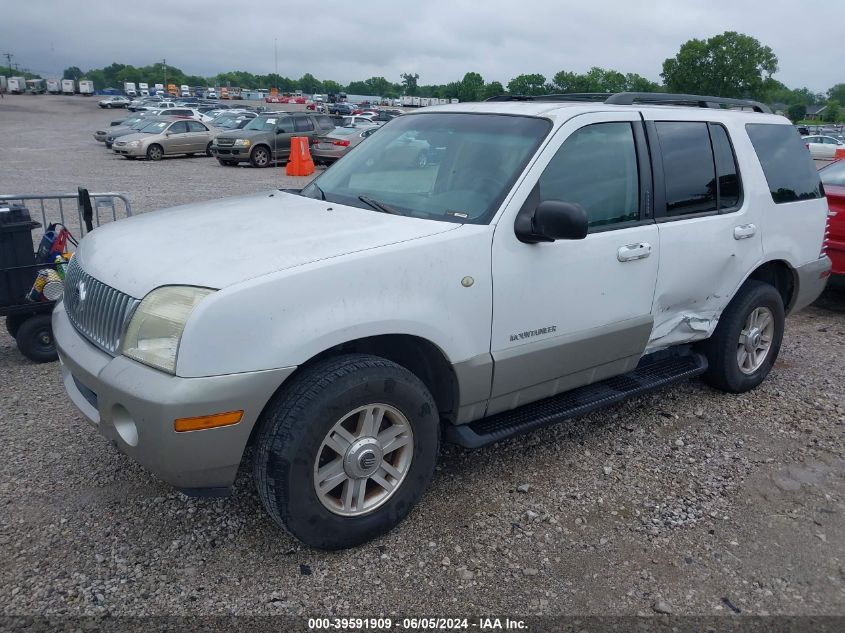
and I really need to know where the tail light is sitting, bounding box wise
[332,140,350,147]
[822,210,836,258]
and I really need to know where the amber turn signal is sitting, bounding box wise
[174,410,243,432]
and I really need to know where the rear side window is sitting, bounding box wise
[819,160,845,186]
[746,124,823,204]
[710,124,741,209]
[655,122,717,215]
[294,117,314,132]
[315,116,334,131]
[538,122,639,228]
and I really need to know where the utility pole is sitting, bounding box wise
[163,58,167,89]
[274,38,278,92]
[2,52,12,71]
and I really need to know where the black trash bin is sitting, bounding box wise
[0,204,57,363]
[0,204,41,306]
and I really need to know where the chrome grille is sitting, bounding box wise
[63,257,140,355]
[216,137,235,147]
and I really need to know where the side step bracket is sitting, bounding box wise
[445,352,708,448]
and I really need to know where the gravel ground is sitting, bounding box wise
[1,96,844,619]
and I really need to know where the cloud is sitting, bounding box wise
[4,0,840,92]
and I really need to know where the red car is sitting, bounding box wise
[820,160,845,279]
[265,94,281,103]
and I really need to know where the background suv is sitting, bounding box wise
[211,112,335,167]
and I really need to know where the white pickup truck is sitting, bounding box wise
[54,92,831,549]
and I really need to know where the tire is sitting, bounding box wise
[253,354,440,550]
[205,142,213,157]
[700,280,785,393]
[15,315,57,363]
[146,144,163,161]
[250,146,271,168]
[5,314,28,338]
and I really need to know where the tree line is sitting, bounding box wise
[38,31,845,122]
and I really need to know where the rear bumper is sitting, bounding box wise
[828,239,845,277]
[790,256,832,312]
[53,300,296,491]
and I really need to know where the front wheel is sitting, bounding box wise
[146,144,164,161]
[701,280,785,393]
[250,146,271,168]
[205,142,213,157]
[253,354,440,549]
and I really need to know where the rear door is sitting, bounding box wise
[164,120,190,154]
[642,115,763,348]
[187,120,210,151]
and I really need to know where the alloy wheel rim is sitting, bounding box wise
[313,403,413,517]
[737,306,774,375]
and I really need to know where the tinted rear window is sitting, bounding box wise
[655,121,717,215]
[746,124,824,204]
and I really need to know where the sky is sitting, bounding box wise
[2,0,841,93]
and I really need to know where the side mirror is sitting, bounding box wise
[276,128,286,134]
[515,199,588,243]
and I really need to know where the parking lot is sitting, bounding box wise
[1,95,844,618]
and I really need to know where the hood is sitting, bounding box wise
[109,127,146,140]
[76,191,459,298]
[112,132,150,144]
[215,128,268,140]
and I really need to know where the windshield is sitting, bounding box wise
[301,113,550,223]
[139,121,168,134]
[213,116,245,129]
[244,116,278,131]
[130,119,152,130]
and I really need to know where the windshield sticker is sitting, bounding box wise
[266,118,277,124]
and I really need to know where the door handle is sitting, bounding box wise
[734,224,757,240]
[617,242,652,262]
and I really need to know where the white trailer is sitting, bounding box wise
[180,84,190,97]
[79,80,94,96]
[154,83,164,95]
[46,79,60,94]
[138,82,149,96]
[61,79,76,94]
[124,82,136,97]
[9,77,26,94]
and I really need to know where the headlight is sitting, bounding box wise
[127,140,140,147]
[120,286,214,374]
[233,139,251,147]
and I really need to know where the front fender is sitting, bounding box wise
[176,225,494,377]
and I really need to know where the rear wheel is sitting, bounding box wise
[146,144,164,161]
[253,354,440,549]
[15,315,57,363]
[701,280,785,393]
[205,142,213,157]
[250,146,271,168]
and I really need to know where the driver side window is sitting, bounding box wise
[538,122,640,229]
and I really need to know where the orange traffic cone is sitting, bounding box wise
[286,136,315,176]
[835,148,845,161]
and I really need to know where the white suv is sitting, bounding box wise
[54,92,831,549]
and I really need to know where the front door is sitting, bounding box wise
[490,111,659,416]
[163,120,189,154]
[271,115,293,160]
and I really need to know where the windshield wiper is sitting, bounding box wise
[358,195,401,215]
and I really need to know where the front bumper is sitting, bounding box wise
[211,144,252,161]
[113,144,146,157]
[53,301,296,492]
[790,256,832,312]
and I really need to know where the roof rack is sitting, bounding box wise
[485,91,772,114]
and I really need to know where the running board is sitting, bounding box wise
[445,352,708,448]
